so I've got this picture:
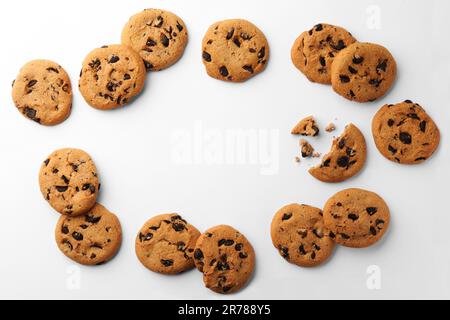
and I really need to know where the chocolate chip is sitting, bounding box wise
[219,66,229,77]
[299,244,306,255]
[348,66,357,74]
[62,226,69,234]
[330,40,346,51]
[172,223,186,232]
[24,107,39,122]
[311,251,316,260]
[154,16,164,28]
[340,233,350,240]
[279,246,289,260]
[55,186,68,192]
[161,259,173,267]
[366,207,378,216]
[239,252,248,259]
[352,55,364,64]
[370,227,377,236]
[89,58,101,70]
[61,175,69,184]
[44,159,50,166]
[339,75,350,83]
[404,100,413,104]
[338,138,346,149]
[415,157,427,161]
[376,59,387,72]
[27,80,37,87]
[139,232,153,242]
[176,21,184,32]
[313,229,324,239]
[337,156,350,168]
[226,28,235,40]
[315,24,323,31]
[376,219,385,229]
[348,213,359,221]
[388,145,398,155]
[144,61,154,70]
[63,239,73,251]
[329,231,336,239]
[388,119,395,127]
[282,213,293,221]
[322,158,331,167]
[160,33,169,47]
[146,38,157,46]
[235,243,243,251]
[419,121,427,133]
[85,215,101,224]
[407,113,420,120]
[319,56,326,67]
[109,55,120,63]
[202,51,212,62]
[369,79,382,87]
[72,232,83,241]
[194,249,204,260]
[399,132,412,144]
[258,47,266,59]
[233,37,241,47]
[242,65,254,73]
[47,67,59,73]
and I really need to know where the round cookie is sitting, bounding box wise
[194,225,255,294]
[202,19,269,82]
[271,204,335,267]
[11,60,72,125]
[323,188,390,248]
[309,124,366,183]
[121,9,188,71]
[79,45,146,110]
[135,214,201,275]
[291,23,356,84]
[55,203,122,265]
[39,148,99,216]
[372,100,440,164]
[331,42,397,102]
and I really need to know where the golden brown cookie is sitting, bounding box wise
[194,225,255,294]
[323,188,390,248]
[372,100,440,164]
[291,23,356,84]
[309,124,366,183]
[55,203,122,265]
[271,204,335,267]
[39,148,99,216]
[135,214,201,275]
[121,9,188,71]
[202,19,269,82]
[79,45,146,110]
[331,42,397,102]
[291,116,320,136]
[12,60,72,125]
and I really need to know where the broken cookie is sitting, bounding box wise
[300,139,314,158]
[291,116,319,136]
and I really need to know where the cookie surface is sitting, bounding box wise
[194,225,255,294]
[12,60,72,125]
[271,204,335,267]
[135,214,201,274]
[331,42,397,102]
[291,23,356,84]
[372,100,440,164]
[79,45,146,110]
[55,203,122,265]
[291,116,320,136]
[309,124,366,183]
[39,148,99,216]
[121,9,188,71]
[202,19,269,82]
[323,188,390,248]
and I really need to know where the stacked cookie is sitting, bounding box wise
[271,188,390,267]
[39,148,122,265]
[291,23,397,102]
[136,215,255,294]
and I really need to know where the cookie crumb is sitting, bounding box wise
[312,152,321,158]
[325,123,336,132]
[291,116,319,136]
[294,156,301,163]
[300,139,314,158]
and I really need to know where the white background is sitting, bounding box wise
[0,0,449,300]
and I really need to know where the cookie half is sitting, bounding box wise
[291,23,356,84]
[12,60,72,125]
[323,188,390,248]
[135,214,201,274]
[331,42,397,102]
[194,225,255,294]
[372,100,440,164]
[202,19,269,82]
[39,148,99,216]
[79,45,146,110]
[309,124,366,183]
[121,9,188,71]
[271,204,335,267]
[55,203,122,265]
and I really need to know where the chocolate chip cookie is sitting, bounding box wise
[55,203,122,265]
[291,116,320,136]
[372,100,440,164]
[323,188,390,248]
[331,42,397,102]
[202,19,269,82]
[271,204,335,267]
[121,9,188,71]
[309,124,366,183]
[291,23,356,84]
[12,60,72,125]
[194,225,255,294]
[39,148,99,216]
[79,45,146,110]
[135,214,201,275]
